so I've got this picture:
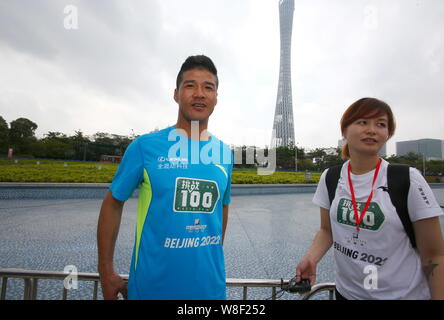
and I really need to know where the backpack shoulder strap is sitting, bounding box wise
[387,164,416,248]
[325,165,343,205]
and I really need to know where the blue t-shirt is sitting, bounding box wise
[110,126,233,300]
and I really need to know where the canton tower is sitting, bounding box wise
[271,0,295,148]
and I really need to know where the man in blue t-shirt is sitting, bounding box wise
[97,55,233,300]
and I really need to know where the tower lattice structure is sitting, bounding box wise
[271,0,295,148]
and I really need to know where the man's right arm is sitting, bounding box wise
[97,190,128,300]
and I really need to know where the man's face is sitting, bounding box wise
[174,68,218,124]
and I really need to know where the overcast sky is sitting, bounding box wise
[0,0,443,156]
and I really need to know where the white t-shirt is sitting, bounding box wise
[313,159,443,300]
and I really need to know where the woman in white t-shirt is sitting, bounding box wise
[295,97,444,299]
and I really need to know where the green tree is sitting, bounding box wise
[86,132,133,161]
[306,148,344,171]
[9,118,38,155]
[34,131,73,159]
[0,116,9,153]
[385,154,403,164]
[69,130,91,161]
[403,152,421,163]
[307,148,327,171]
[428,160,444,176]
[275,145,296,170]
[297,159,315,171]
[262,144,307,171]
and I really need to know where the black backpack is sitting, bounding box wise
[325,164,416,248]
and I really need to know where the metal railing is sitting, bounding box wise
[0,268,336,300]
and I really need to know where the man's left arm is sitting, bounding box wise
[414,217,444,299]
[222,205,229,245]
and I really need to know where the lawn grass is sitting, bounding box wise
[0,159,117,183]
[231,169,320,184]
[0,159,320,184]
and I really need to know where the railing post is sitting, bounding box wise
[23,278,38,300]
[1,277,8,300]
[31,279,38,300]
[93,281,98,300]
[242,286,248,300]
[23,279,31,300]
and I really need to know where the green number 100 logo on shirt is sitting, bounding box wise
[174,178,220,214]
[337,198,385,231]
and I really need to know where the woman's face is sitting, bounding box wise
[343,114,389,157]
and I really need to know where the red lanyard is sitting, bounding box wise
[347,159,382,231]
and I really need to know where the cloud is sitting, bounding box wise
[291,0,444,154]
[0,0,442,156]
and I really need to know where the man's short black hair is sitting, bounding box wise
[176,55,218,89]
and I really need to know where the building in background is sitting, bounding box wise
[271,0,295,148]
[396,138,444,160]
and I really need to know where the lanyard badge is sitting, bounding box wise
[347,158,382,237]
